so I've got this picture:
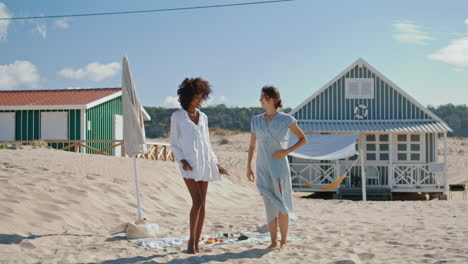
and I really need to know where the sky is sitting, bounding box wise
[1,0,467,109]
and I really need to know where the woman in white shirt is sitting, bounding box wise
[170,77,229,254]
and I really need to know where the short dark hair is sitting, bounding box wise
[261,85,283,109]
[177,77,212,110]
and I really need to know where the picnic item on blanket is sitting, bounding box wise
[131,230,297,249]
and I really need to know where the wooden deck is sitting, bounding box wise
[337,187,393,200]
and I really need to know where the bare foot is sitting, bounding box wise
[195,244,205,253]
[279,243,287,251]
[267,242,279,250]
[187,242,196,254]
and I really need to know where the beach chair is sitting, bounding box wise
[365,166,380,186]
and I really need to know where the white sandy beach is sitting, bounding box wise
[1,133,467,264]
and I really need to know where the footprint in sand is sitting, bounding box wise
[62,186,88,197]
[19,241,36,249]
[328,260,355,264]
[2,198,20,204]
[33,209,64,221]
[358,252,376,261]
[0,207,15,214]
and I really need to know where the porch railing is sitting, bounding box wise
[393,163,445,188]
[290,162,445,191]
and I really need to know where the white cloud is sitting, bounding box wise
[219,96,226,103]
[163,96,180,108]
[393,23,420,33]
[392,21,432,45]
[428,37,468,67]
[453,68,465,72]
[465,18,468,26]
[35,23,47,39]
[58,62,120,81]
[0,60,40,90]
[55,19,70,29]
[0,2,11,41]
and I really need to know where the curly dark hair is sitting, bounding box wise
[261,85,283,109]
[177,77,212,110]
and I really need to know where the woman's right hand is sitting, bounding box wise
[246,167,255,182]
[180,160,193,172]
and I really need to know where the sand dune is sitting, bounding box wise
[0,134,467,263]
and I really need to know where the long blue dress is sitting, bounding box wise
[251,112,298,224]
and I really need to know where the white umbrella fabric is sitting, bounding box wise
[122,56,147,221]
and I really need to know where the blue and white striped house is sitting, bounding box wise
[289,58,451,196]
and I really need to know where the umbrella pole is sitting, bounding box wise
[133,156,143,221]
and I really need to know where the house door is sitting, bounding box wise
[0,112,15,141]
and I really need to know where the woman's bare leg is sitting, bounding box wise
[277,181,288,250]
[278,212,289,250]
[267,217,279,250]
[194,181,208,253]
[183,178,204,254]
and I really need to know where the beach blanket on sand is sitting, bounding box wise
[131,231,299,250]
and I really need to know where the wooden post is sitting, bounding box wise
[360,148,367,201]
[389,133,394,188]
[163,146,168,161]
[443,132,448,195]
[121,141,126,157]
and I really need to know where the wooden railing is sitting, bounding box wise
[290,163,337,190]
[290,162,445,191]
[0,140,124,156]
[392,163,444,187]
[0,140,175,162]
[138,142,175,161]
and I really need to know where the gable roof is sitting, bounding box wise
[290,58,447,126]
[0,88,121,110]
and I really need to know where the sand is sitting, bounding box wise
[0,134,467,264]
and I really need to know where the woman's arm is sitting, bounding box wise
[272,122,308,159]
[246,132,257,182]
[204,115,229,175]
[170,114,192,171]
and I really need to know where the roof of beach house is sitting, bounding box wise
[0,88,122,110]
[290,58,452,133]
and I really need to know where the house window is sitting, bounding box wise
[397,134,422,162]
[365,134,390,161]
[345,78,375,99]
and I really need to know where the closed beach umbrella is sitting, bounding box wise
[122,56,147,221]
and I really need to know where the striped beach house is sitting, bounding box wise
[0,88,150,155]
[289,58,452,197]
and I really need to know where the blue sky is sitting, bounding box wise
[1,0,467,108]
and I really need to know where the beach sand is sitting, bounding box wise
[1,134,467,264]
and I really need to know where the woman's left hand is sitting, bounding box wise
[217,164,229,176]
[272,149,289,159]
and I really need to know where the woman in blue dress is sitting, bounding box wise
[247,86,307,251]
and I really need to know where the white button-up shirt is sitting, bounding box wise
[170,109,221,182]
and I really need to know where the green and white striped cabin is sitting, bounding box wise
[0,88,150,155]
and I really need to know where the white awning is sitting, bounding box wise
[288,133,359,160]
